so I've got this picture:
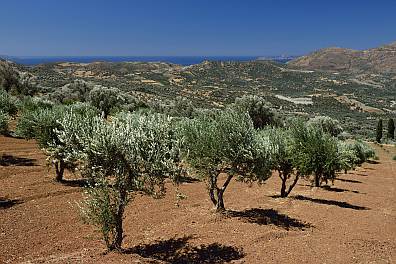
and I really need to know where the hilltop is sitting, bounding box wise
[288,42,396,74]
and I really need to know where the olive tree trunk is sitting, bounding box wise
[314,173,321,187]
[110,187,126,251]
[279,171,300,198]
[208,171,234,212]
[54,159,65,182]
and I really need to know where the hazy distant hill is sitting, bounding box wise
[288,42,396,74]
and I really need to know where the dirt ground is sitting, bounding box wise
[1,135,395,263]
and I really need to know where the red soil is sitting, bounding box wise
[1,136,395,263]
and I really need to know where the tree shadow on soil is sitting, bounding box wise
[293,195,369,210]
[335,178,362,184]
[227,208,312,230]
[125,236,245,264]
[178,175,201,184]
[321,186,362,194]
[352,173,368,177]
[366,160,380,164]
[0,198,22,209]
[59,179,89,187]
[0,154,37,166]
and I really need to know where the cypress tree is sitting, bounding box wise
[388,118,395,139]
[376,119,383,143]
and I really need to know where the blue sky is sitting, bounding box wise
[1,0,395,56]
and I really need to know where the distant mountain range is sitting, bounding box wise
[288,42,396,74]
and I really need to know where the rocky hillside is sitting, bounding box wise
[288,42,396,74]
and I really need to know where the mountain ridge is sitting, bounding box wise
[288,41,396,74]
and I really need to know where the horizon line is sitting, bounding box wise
[1,54,300,58]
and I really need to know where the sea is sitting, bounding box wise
[2,56,293,66]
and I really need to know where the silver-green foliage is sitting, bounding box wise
[0,111,9,135]
[18,96,54,112]
[261,127,299,197]
[308,115,343,137]
[351,140,375,164]
[77,112,183,250]
[88,86,123,118]
[181,109,273,211]
[233,95,279,129]
[15,104,99,181]
[336,141,360,172]
[0,89,18,116]
[15,107,64,146]
[290,121,340,187]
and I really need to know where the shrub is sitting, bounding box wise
[77,113,183,250]
[307,116,343,137]
[233,95,280,129]
[181,109,273,211]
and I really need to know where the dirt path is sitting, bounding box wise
[1,136,395,263]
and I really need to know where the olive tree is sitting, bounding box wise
[75,113,183,250]
[0,61,20,93]
[50,79,93,104]
[0,111,8,135]
[0,90,18,135]
[15,104,98,181]
[18,96,54,112]
[0,61,36,95]
[291,122,340,187]
[336,141,360,174]
[88,86,123,119]
[262,128,299,197]
[351,140,375,165]
[233,95,280,129]
[181,109,273,211]
[0,89,18,117]
[307,116,343,137]
[16,107,66,181]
